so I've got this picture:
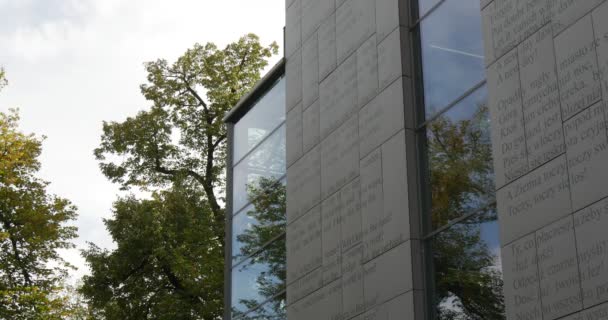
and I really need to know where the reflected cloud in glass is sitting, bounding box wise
[420,0,484,118]
[233,124,286,213]
[233,77,286,165]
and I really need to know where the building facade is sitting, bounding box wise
[226,0,608,319]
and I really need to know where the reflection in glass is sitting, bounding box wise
[234,78,286,165]
[426,87,495,230]
[231,238,286,317]
[233,124,286,212]
[418,0,441,17]
[430,211,505,319]
[235,293,286,320]
[232,178,287,265]
[420,0,484,118]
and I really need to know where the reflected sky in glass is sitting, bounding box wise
[420,0,484,118]
[426,86,495,231]
[430,211,504,319]
[236,293,286,320]
[418,0,441,17]
[233,77,286,165]
[231,238,286,317]
[233,124,286,213]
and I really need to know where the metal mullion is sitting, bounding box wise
[233,120,286,168]
[422,201,498,241]
[232,232,287,269]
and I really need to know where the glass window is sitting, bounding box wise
[235,293,286,320]
[426,87,495,231]
[418,0,441,17]
[233,124,286,213]
[420,0,484,118]
[232,179,287,265]
[234,78,286,165]
[429,211,505,319]
[231,238,286,317]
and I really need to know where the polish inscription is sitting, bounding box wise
[303,99,320,153]
[536,216,582,319]
[502,234,542,320]
[593,2,608,102]
[341,178,362,252]
[363,242,412,309]
[321,114,359,199]
[550,0,604,35]
[360,149,383,261]
[497,155,571,245]
[287,205,322,284]
[302,34,319,109]
[561,301,608,320]
[318,13,336,82]
[518,25,565,169]
[554,15,602,120]
[342,244,364,319]
[320,54,357,139]
[357,35,379,108]
[287,145,321,223]
[335,0,375,63]
[287,104,303,166]
[574,197,608,308]
[488,48,528,187]
[322,189,342,284]
[287,267,323,305]
[484,0,551,59]
[564,101,608,211]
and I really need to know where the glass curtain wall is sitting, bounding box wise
[230,77,287,320]
[413,0,506,319]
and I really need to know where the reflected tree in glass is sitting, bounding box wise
[427,103,505,319]
[232,177,286,319]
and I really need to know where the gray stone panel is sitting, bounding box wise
[287,267,324,305]
[518,24,565,169]
[573,197,608,308]
[362,131,410,260]
[502,233,543,320]
[287,103,303,167]
[482,0,551,63]
[318,13,337,82]
[302,33,319,109]
[357,35,379,109]
[363,242,413,309]
[560,301,608,320]
[288,279,343,320]
[341,178,362,252]
[488,48,529,187]
[342,244,364,319]
[320,53,357,138]
[303,99,320,152]
[555,15,602,120]
[378,26,410,91]
[336,0,375,64]
[564,101,608,211]
[594,2,608,103]
[287,49,303,112]
[376,0,407,42]
[287,205,322,284]
[551,0,604,35]
[287,145,321,223]
[286,0,302,58]
[359,78,406,158]
[322,188,343,284]
[497,155,572,245]
[301,0,334,43]
[321,114,359,199]
[536,216,582,319]
[362,291,417,320]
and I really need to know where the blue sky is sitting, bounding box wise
[0,0,284,282]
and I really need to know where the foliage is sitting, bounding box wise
[0,68,6,91]
[84,34,278,319]
[427,104,505,319]
[0,109,79,319]
[81,183,223,319]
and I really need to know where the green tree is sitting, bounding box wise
[0,108,79,319]
[0,68,7,91]
[82,34,278,319]
[427,104,505,319]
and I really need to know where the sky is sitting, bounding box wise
[0,0,285,282]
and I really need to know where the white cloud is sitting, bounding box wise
[0,0,285,281]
